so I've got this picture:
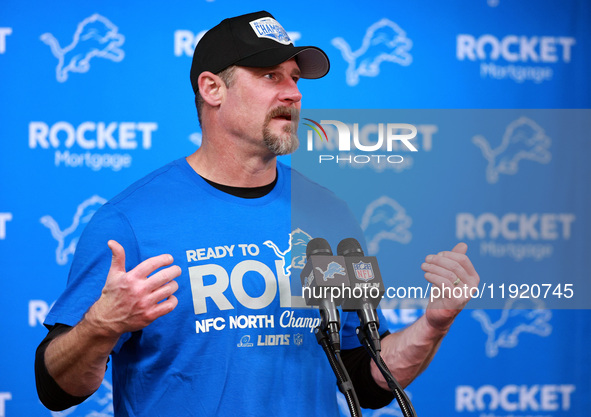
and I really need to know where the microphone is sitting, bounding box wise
[302,238,365,416]
[338,238,418,417]
[300,238,350,350]
[337,237,384,351]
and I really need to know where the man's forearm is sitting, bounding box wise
[370,314,448,390]
[44,308,121,397]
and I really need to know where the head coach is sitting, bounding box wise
[35,10,480,416]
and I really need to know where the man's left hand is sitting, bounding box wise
[420,242,480,332]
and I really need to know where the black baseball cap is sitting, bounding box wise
[190,11,330,94]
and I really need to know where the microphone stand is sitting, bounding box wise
[356,325,417,417]
[315,322,363,417]
[303,237,363,416]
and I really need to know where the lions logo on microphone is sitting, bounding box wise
[353,261,374,282]
[316,261,346,281]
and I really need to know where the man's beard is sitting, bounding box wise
[262,106,300,156]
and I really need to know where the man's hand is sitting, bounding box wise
[86,240,181,337]
[42,241,181,399]
[420,242,480,332]
[372,243,480,390]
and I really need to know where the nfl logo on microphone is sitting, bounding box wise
[353,261,374,282]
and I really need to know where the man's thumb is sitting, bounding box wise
[107,240,126,273]
[452,242,468,255]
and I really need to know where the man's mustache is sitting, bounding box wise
[266,106,300,124]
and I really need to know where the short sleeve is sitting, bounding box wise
[44,203,140,352]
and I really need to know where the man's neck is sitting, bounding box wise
[200,171,278,199]
[186,142,278,187]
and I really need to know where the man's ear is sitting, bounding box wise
[198,71,225,106]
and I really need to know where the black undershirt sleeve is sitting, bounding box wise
[340,331,395,409]
[35,323,95,411]
[37,325,394,411]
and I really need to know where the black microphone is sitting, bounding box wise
[337,237,384,351]
[338,239,418,417]
[300,238,350,351]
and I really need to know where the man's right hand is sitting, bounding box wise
[41,241,181,400]
[86,240,181,337]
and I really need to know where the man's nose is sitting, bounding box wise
[279,79,302,104]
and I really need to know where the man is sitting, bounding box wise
[35,11,479,416]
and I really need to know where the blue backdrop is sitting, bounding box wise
[1,1,589,416]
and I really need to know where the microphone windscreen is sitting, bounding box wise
[337,237,364,257]
[306,237,333,258]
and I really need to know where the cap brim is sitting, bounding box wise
[235,46,330,79]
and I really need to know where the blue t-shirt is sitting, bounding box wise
[45,158,387,417]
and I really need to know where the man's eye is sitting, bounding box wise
[264,73,276,80]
